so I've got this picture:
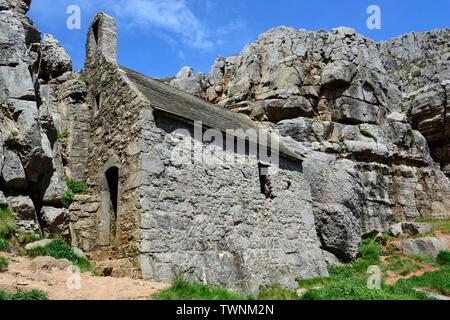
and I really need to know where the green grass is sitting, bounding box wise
[394,268,450,296]
[61,191,75,209]
[65,177,89,194]
[294,239,437,300]
[78,75,92,85]
[57,129,69,140]
[16,232,43,246]
[258,286,300,300]
[27,239,95,274]
[383,255,423,276]
[153,278,247,300]
[0,207,15,240]
[0,256,8,271]
[0,289,48,300]
[437,251,450,266]
[154,238,450,301]
[0,238,9,252]
[61,177,89,208]
[415,218,450,234]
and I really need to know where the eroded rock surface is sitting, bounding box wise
[171,26,450,257]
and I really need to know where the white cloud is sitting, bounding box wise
[113,0,214,49]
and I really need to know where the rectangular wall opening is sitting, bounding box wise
[258,163,272,198]
[92,20,100,45]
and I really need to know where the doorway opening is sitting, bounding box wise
[105,166,119,239]
[92,20,100,45]
[258,163,273,199]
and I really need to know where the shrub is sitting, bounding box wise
[0,256,8,271]
[57,129,69,140]
[61,191,75,209]
[359,127,378,143]
[78,75,92,85]
[65,177,89,194]
[61,177,89,208]
[0,239,9,252]
[0,289,48,300]
[437,251,450,267]
[27,239,94,273]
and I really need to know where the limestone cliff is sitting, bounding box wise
[171,27,450,259]
[0,0,88,239]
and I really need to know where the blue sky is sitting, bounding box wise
[28,0,450,78]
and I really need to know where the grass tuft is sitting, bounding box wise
[0,207,15,240]
[0,289,48,300]
[57,129,69,140]
[153,278,246,300]
[0,256,8,271]
[61,177,89,208]
[78,75,92,86]
[27,239,95,274]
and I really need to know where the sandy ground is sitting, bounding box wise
[0,254,168,300]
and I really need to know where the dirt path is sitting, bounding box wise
[383,259,438,286]
[0,253,169,300]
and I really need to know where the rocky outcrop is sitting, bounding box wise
[171,26,450,255]
[0,0,87,236]
[39,34,72,82]
[393,237,449,258]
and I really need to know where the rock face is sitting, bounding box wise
[0,1,85,238]
[39,34,72,82]
[171,26,450,256]
[393,237,449,258]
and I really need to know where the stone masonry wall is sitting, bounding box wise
[138,112,328,291]
[76,54,147,266]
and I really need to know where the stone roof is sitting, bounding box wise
[121,66,303,162]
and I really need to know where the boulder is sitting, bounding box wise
[73,247,87,260]
[389,223,403,237]
[0,10,29,66]
[387,112,408,123]
[393,237,448,258]
[2,148,28,190]
[401,222,432,236]
[303,155,364,260]
[7,195,40,232]
[0,64,35,101]
[321,61,356,89]
[24,238,53,250]
[41,206,67,236]
[170,66,206,97]
[39,34,72,82]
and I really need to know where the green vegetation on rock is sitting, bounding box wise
[359,127,378,143]
[0,256,8,271]
[61,177,89,208]
[153,278,246,300]
[27,239,95,274]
